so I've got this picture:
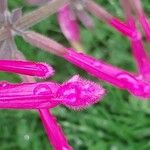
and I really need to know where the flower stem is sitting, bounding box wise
[23,31,67,56]
[14,0,70,30]
[39,109,73,150]
[0,0,70,42]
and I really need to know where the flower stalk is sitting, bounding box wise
[39,109,73,150]
[0,0,70,42]
[23,31,67,56]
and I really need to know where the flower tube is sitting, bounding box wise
[0,75,105,109]
[0,60,54,78]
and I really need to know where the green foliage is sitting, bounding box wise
[0,0,149,150]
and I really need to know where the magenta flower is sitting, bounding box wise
[0,59,105,150]
[58,0,135,51]
[22,30,150,99]
[0,73,105,109]
[0,0,150,149]
[0,60,105,110]
[0,1,105,150]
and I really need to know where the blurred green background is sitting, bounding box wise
[0,0,150,149]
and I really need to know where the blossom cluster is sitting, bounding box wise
[0,0,150,150]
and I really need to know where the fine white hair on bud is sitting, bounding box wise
[23,31,68,56]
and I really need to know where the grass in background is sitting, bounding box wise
[0,0,149,149]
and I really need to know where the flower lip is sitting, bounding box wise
[56,75,105,110]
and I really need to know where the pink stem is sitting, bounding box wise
[120,0,133,20]
[39,109,73,150]
[139,13,150,42]
[127,0,150,42]
[23,31,67,56]
[127,18,150,79]
[110,18,137,37]
[0,60,54,78]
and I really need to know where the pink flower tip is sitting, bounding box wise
[57,75,105,110]
[37,62,55,79]
[0,60,54,79]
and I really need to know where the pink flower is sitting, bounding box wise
[0,59,105,150]
[0,1,105,150]
[1,0,150,149]
[22,25,150,99]
[0,74,105,109]
[0,60,54,78]
[0,59,105,110]
[57,0,94,50]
